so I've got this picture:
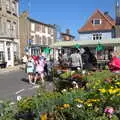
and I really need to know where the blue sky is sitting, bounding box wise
[20,0,116,39]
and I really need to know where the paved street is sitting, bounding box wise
[0,70,54,101]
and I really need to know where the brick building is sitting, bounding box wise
[19,11,56,57]
[61,29,75,41]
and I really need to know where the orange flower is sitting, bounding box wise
[63,104,70,108]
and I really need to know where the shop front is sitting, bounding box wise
[0,40,18,67]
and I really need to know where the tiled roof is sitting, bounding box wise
[78,9,115,33]
[28,17,55,28]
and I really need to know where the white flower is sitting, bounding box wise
[17,96,22,101]
[62,89,67,92]
[82,70,86,75]
[9,102,15,106]
[77,67,81,70]
[76,104,83,108]
[72,81,79,88]
[72,81,77,85]
[71,71,75,74]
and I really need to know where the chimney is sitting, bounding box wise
[66,29,70,34]
[104,11,109,15]
[21,11,29,17]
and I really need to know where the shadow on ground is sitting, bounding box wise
[21,78,29,83]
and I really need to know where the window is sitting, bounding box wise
[3,21,6,33]
[7,20,11,34]
[39,25,42,32]
[0,51,4,61]
[6,0,10,12]
[12,1,16,15]
[93,33,102,40]
[12,22,16,37]
[36,24,41,32]
[0,0,2,9]
[42,36,46,45]
[48,37,52,45]
[92,19,102,25]
[51,29,54,35]
[48,27,51,34]
[35,35,39,44]
[7,48,11,60]
[37,36,41,44]
[42,25,45,33]
[30,35,34,40]
[0,17,1,33]
[39,36,41,44]
[31,23,35,32]
[14,51,17,61]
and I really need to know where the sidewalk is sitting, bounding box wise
[0,64,25,74]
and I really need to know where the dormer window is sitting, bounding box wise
[92,19,102,25]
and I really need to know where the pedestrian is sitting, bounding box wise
[69,48,83,70]
[26,56,35,84]
[82,47,97,71]
[34,58,45,84]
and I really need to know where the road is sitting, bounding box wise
[0,70,54,101]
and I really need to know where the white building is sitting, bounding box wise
[0,0,19,67]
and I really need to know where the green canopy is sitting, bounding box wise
[43,47,51,54]
[96,44,104,51]
[74,44,80,48]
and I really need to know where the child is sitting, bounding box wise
[34,58,45,84]
[26,56,35,84]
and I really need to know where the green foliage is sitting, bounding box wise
[0,101,17,120]
[1,70,120,119]
[17,97,36,111]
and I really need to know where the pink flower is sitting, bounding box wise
[104,107,114,118]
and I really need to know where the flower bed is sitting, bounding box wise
[0,70,120,120]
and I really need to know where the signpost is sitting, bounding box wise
[27,39,33,55]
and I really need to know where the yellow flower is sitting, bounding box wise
[108,89,114,94]
[40,113,47,120]
[63,104,70,108]
[110,86,114,89]
[98,88,106,93]
[56,106,64,110]
[117,93,120,96]
[85,102,92,107]
[74,98,84,103]
[115,82,120,85]
[108,88,120,94]
[60,107,64,110]
[87,99,100,103]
